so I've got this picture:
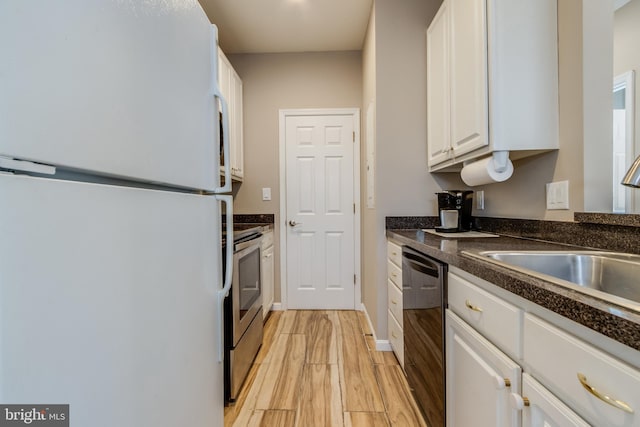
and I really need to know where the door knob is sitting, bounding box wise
[289,220,299,227]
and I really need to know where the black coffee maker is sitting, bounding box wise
[436,190,474,232]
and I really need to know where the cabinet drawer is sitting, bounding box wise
[387,260,402,289]
[388,310,404,368]
[524,314,640,427]
[387,279,403,328]
[261,230,273,250]
[387,241,402,267]
[448,272,521,358]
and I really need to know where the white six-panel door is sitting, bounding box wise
[283,111,358,309]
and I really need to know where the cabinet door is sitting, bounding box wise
[218,49,231,178]
[261,245,274,317]
[426,2,451,168]
[446,310,521,427]
[518,374,590,427]
[232,73,244,179]
[524,314,640,426]
[218,49,231,114]
[449,0,489,157]
[218,49,243,181]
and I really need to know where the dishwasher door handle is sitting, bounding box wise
[404,258,440,278]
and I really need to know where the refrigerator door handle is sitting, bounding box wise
[216,194,233,362]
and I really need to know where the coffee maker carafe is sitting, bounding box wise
[436,190,473,232]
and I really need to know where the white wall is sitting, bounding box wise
[219,0,619,342]
[361,4,378,332]
[614,0,640,212]
[362,0,444,341]
[228,51,363,302]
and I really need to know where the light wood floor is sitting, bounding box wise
[224,310,428,427]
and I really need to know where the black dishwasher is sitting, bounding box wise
[402,246,447,427]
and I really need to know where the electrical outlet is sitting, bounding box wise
[546,181,569,210]
[476,191,485,210]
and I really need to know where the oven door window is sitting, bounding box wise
[238,246,261,321]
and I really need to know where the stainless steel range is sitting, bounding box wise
[223,227,263,404]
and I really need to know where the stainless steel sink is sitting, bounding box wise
[469,250,640,307]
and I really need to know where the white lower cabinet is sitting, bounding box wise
[515,373,589,427]
[447,268,640,427]
[524,313,640,427]
[388,309,404,368]
[446,310,521,427]
[387,241,404,368]
[261,231,274,318]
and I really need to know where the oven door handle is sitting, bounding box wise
[235,238,261,252]
[216,194,233,363]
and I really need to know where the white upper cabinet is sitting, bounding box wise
[426,3,451,166]
[449,0,489,158]
[427,0,559,171]
[218,48,244,181]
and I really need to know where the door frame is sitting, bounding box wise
[278,108,361,310]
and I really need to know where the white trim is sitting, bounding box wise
[270,302,284,311]
[613,71,636,213]
[278,108,362,311]
[360,303,392,352]
[376,340,393,352]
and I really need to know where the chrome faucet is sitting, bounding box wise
[621,155,640,188]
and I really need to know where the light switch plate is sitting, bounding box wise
[262,187,271,201]
[546,180,569,210]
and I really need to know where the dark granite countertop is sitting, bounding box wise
[225,214,275,233]
[232,223,274,232]
[387,229,640,351]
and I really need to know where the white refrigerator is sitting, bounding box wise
[0,1,233,426]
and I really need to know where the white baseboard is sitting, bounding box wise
[376,340,392,352]
[271,302,283,311]
[360,303,393,352]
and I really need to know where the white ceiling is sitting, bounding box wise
[198,0,374,54]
